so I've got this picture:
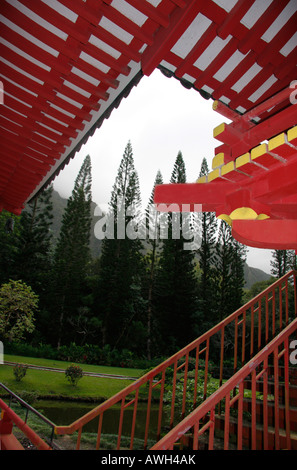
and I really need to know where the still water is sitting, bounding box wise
[34,400,169,441]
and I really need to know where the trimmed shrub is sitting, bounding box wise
[65,364,83,386]
[13,363,28,382]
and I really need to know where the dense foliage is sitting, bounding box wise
[0,143,267,363]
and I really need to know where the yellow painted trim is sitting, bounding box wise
[218,214,232,226]
[251,143,267,160]
[288,125,297,144]
[212,100,219,111]
[268,132,286,151]
[197,175,207,184]
[221,161,235,176]
[213,122,225,138]
[212,152,225,169]
[208,168,220,182]
[256,214,270,220]
[218,208,270,226]
[235,152,250,169]
[230,207,258,220]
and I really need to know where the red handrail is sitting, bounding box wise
[54,270,297,450]
[0,398,52,450]
[152,317,297,450]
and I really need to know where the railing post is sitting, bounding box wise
[284,337,291,450]
[224,393,230,450]
[251,370,257,450]
[294,271,297,317]
[273,348,280,450]
[263,358,269,449]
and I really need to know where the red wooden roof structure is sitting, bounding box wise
[1,0,297,250]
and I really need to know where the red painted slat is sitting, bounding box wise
[18,0,91,44]
[229,65,274,110]
[1,24,70,75]
[257,11,297,68]
[82,41,131,76]
[216,0,254,40]
[99,2,153,45]
[142,0,206,76]
[69,57,119,90]
[175,22,217,79]
[88,24,141,62]
[195,37,239,89]
[126,0,170,28]
[62,71,110,102]
[238,0,291,54]
[1,45,61,88]
[212,50,257,100]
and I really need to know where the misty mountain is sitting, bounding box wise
[50,190,271,286]
[50,189,102,258]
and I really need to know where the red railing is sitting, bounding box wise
[54,270,297,450]
[152,317,297,450]
[0,398,52,450]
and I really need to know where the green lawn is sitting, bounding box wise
[0,354,145,401]
[4,354,144,377]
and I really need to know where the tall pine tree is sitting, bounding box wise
[51,155,92,347]
[96,142,145,352]
[144,170,163,359]
[271,250,290,278]
[215,220,233,321]
[15,185,53,293]
[196,158,218,331]
[155,151,198,354]
[216,220,247,320]
[0,211,21,285]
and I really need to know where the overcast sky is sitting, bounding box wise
[53,69,272,274]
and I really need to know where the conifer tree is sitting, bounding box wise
[288,250,297,270]
[155,151,198,354]
[96,142,145,352]
[0,211,21,285]
[144,170,163,359]
[15,185,54,293]
[270,250,289,278]
[216,220,247,320]
[52,155,92,347]
[216,220,233,321]
[230,235,247,311]
[196,158,218,330]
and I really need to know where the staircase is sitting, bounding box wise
[1,270,297,450]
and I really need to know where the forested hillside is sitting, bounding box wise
[0,143,295,363]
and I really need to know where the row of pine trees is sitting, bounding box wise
[0,142,293,359]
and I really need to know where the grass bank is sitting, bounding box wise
[0,354,145,402]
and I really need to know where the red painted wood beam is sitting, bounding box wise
[126,0,170,28]
[215,103,297,160]
[242,85,293,123]
[175,23,217,79]
[216,0,254,40]
[142,0,205,76]
[154,181,237,213]
[154,150,297,220]
[90,25,141,62]
[238,0,291,54]
[232,220,297,250]
[19,0,91,44]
